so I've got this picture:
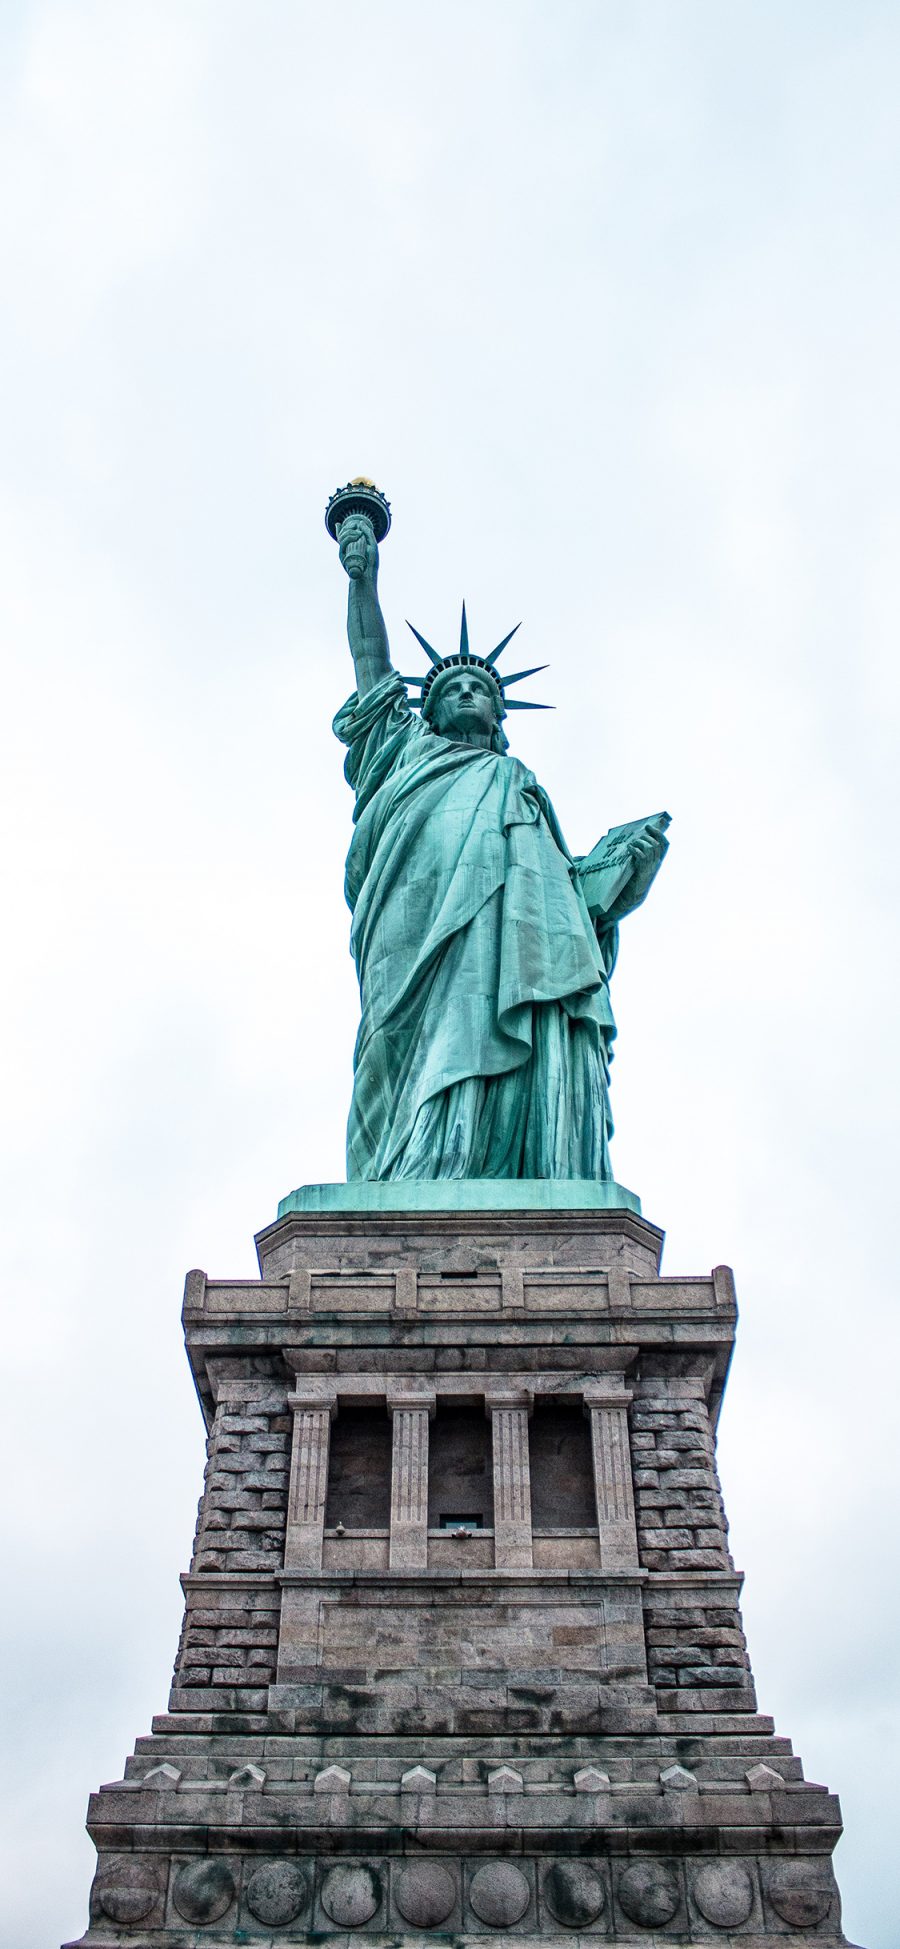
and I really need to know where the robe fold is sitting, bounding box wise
[334,672,618,1181]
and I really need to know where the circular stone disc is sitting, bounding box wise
[245,1860,309,1926]
[172,1860,236,1924]
[617,1861,680,1927]
[321,1863,382,1927]
[543,1861,607,1928]
[767,1865,832,1928]
[394,1862,457,1927]
[95,1860,158,1924]
[692,1862,754,1927]
[469,1862,531,1927]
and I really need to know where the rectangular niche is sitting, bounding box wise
[529,1399,596,1530]
[324,1404,391,1529]
[428,1403,494,1529]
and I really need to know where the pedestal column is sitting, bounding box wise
[487,1392,533,1568]
[284,1391,335,1572]
[388,1393,435,1571]
[585,1385,638,1569]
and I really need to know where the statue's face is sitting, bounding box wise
[430,669,498,739]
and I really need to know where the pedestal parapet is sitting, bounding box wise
[65,1194,851,1947]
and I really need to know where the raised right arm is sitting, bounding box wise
[337,513,392,695]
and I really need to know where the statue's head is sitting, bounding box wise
[422,662,509,753]
[405,605,549,748]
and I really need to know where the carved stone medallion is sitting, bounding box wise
[320,1863,383,1927]
[172,1859,236,1924]
[394,1862,457,1927]
[617,1860,680,1927]
[469,1861,531,1927]
[94,1859,160,1925]
[245,1860,309,1926]
[692,1861,754,1927]
[543,1861,607,1928]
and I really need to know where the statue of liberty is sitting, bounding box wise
[327,481,669,1185]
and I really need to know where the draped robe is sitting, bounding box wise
[334,672,619,1182]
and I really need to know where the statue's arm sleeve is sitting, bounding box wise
[595,918,619,980]
[333,670,423,807]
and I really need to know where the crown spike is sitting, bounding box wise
[501,664,548,688]
[405,620,443,666]
[485,623,522,666]
[405,610,551,714]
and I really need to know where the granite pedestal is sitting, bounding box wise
[65,1191,853,1947]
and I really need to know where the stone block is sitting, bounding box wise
[660,1763,698,1791]
[573,1765,611,1792]
[666,1548,729,1569]
[746,1762,786,1791]
[313,1763,352,1792]
[140,1764,181,1789]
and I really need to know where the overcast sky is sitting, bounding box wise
[1,4,898,1946]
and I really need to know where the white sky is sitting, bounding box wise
[1,4,898,1945]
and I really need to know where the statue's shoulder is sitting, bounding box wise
[333,670,416,747]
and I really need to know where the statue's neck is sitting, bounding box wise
[442,728,493,750]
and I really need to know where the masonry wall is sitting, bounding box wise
[167,1367,759,1718]
[190,1385,291,1574]
[170,1381,290,1711]
[631,1375,755,1713]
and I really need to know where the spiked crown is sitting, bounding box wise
[403,604,551,716]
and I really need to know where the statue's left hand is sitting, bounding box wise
[338,512,378,584]
[627,817,669,866]
[604,815,669,923]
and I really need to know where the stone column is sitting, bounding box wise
[284,1391,335,1572]
[487,1392,533,1568]
[388,1393,434,1571]
[585,1386,639,1570]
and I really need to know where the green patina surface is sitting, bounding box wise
[277,1177,642,1217]
[325,486,669,1189]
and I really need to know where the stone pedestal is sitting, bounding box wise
[65,1196,854,1947]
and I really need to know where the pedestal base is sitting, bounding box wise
[277,1176,643,1218]
[65,1201,854,1946]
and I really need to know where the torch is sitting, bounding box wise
[325,478,392,575]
